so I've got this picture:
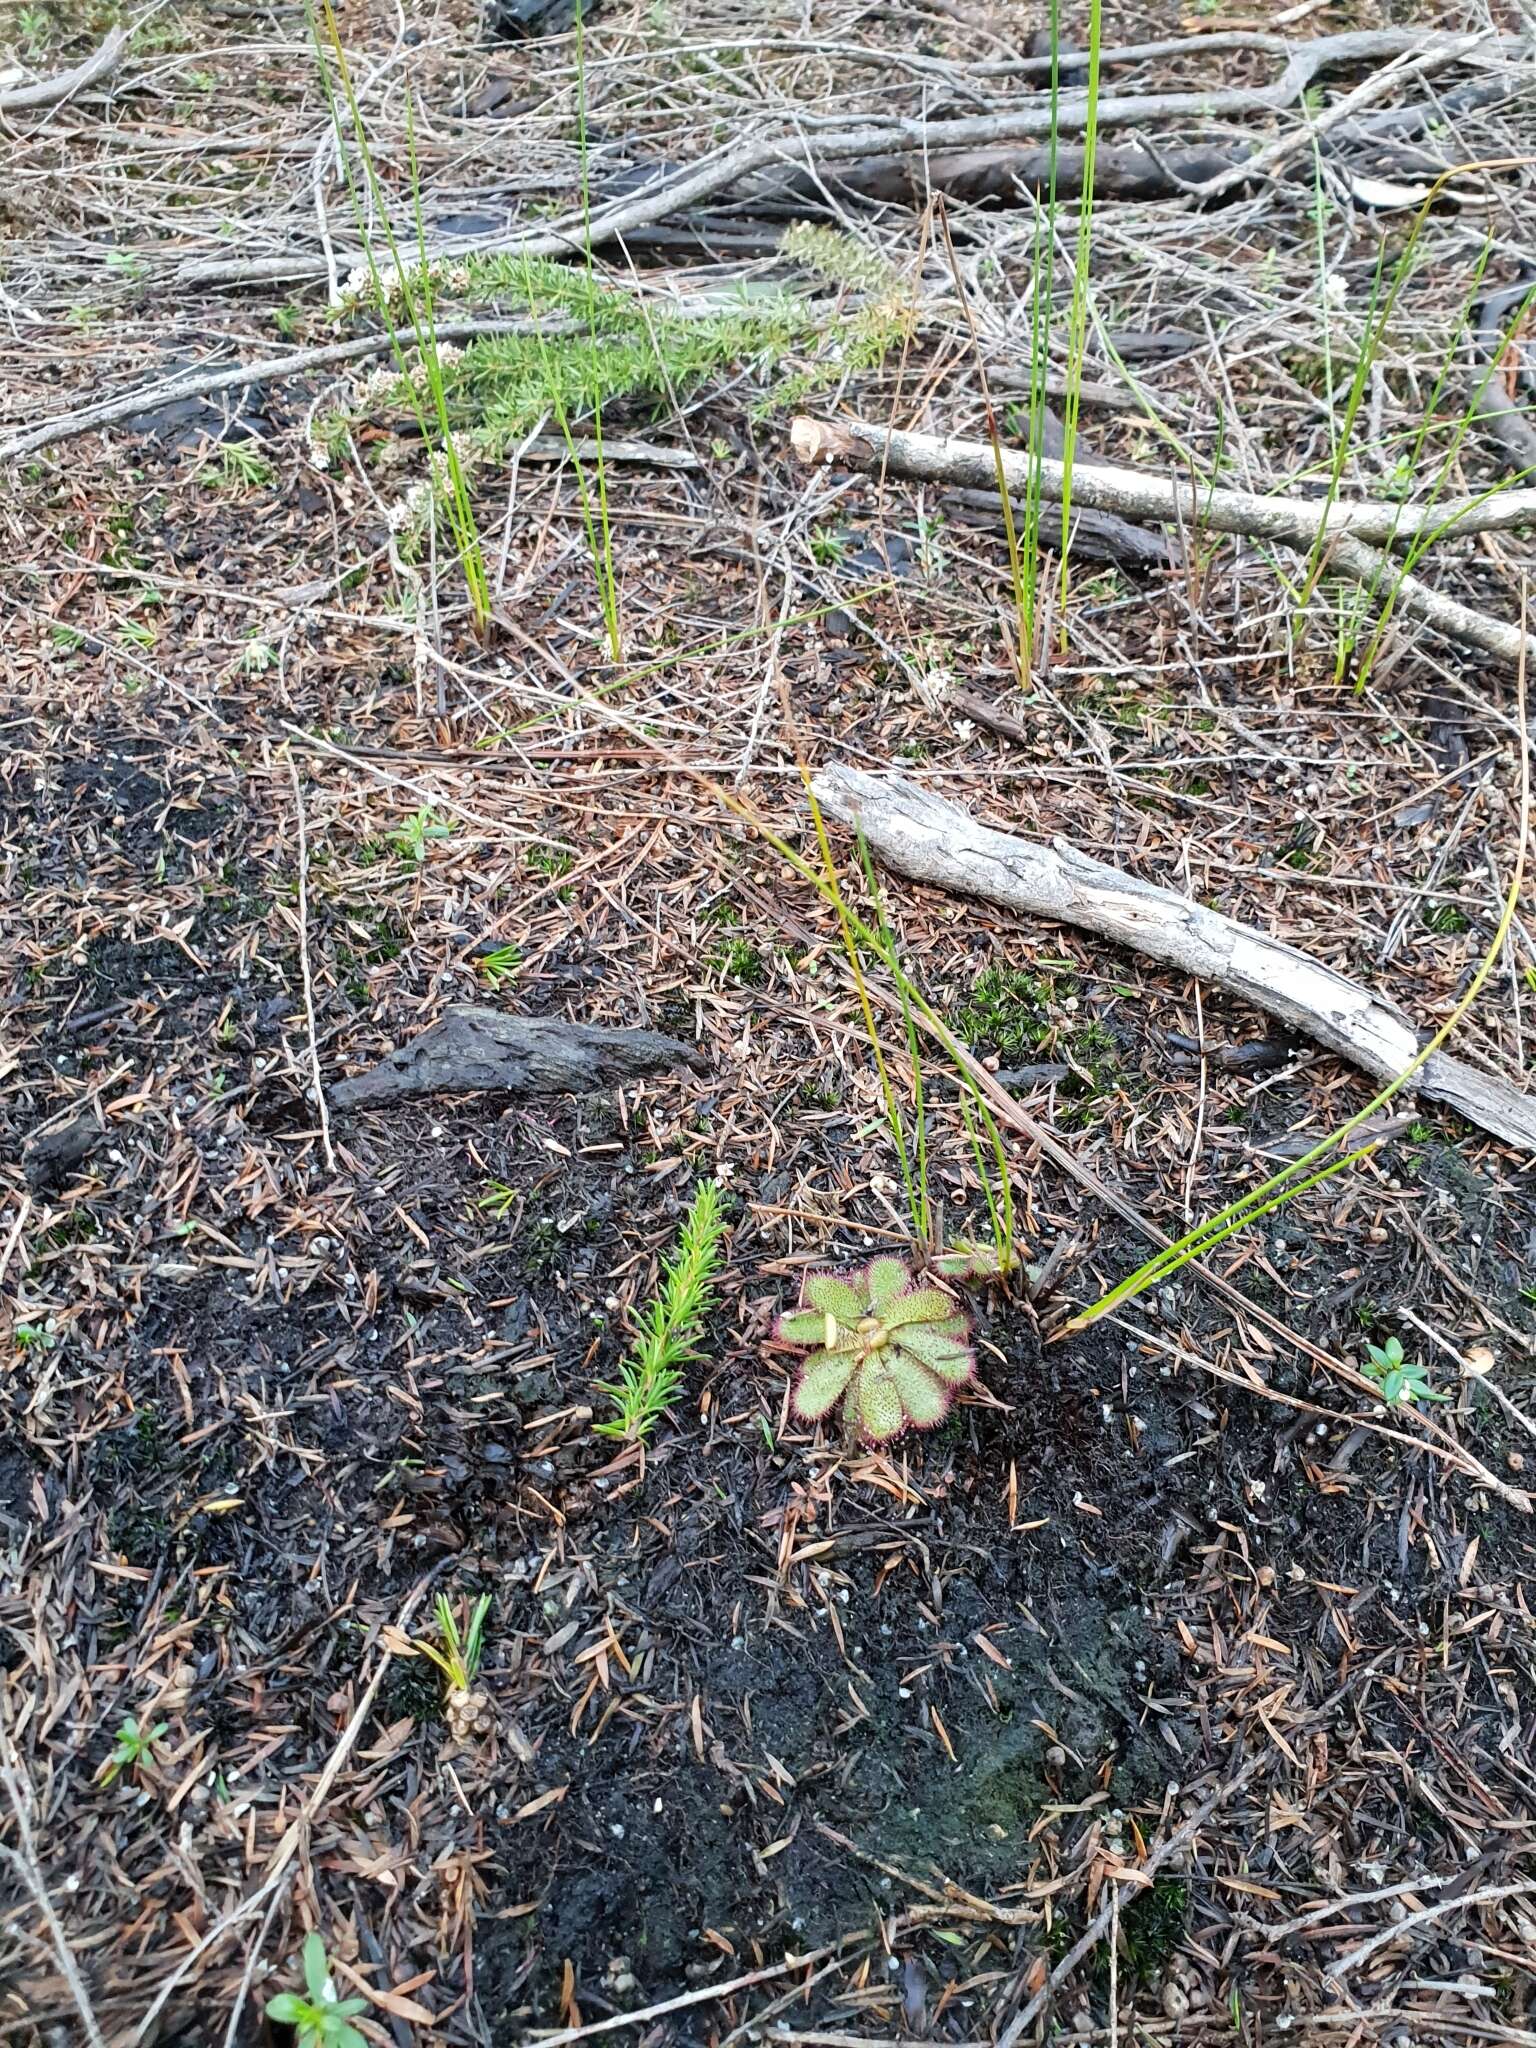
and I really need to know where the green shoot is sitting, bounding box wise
[238,635,278,675]
[307,2,491,631]
[390,807,452,862]
[1361,1335,1448,1407]
[214,441,274,491]
[937,204,1033,677]
[413,1593,491,1694]
[477,1180,518,1218]
[1350,266,1536,692]
[572,6,619,662]
[265,1933,369,2048]
[803,776,926,1244]
[477,942,521,988]
[594,1180,727,1442]
[855,830,930,1246]
[98,1716,167,1786]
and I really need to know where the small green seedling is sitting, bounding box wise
[413,1593,493,1741]
[215,441,274,491]
[99,1716,167,1785]
[933,1239,1017,1285]
[265,1932,368,2048]
[390,807,452,863]
[239,635,278,675]
[477,943,521,989]
[14,1323,54,1352]
[1362,1335,1448,1406]
[777,1255,975,1444]
[527,846,573,879]
[476,1179,517,1218]
[595,1180,727,1443]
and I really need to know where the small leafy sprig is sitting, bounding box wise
[777,1255,975,1444]
[98,1716,167,1786]
[595,1180,727,1443]
[390,806,452,863]
[1362,1335,1447,1406]
[265,1932,368,2048]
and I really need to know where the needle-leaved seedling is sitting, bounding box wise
[778,1255,974,1444]
[595,1179,727,1442]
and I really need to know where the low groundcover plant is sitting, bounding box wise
[777,1254,975,1443]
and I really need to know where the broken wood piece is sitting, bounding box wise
[1472,280,1536,478]
[0,26,125,113]
[790,414,1536,672]
[809,765,1536,1153]
[22,1108,110,1190]
[768,141,1249,211]
[331,1007,705,1109]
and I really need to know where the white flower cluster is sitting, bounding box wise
[913,662,955,710]
[383,432,483,536]
[304,414,336,471]
[386,480,434,534]
[336,256,474,312]
[352,343,466,411]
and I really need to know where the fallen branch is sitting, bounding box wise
[788,416,1536,551]
[1472,280,1536,478]
[790,414,1536,671]
[0,318,551,466]
[331,1007,706,1110]
[1324,1878,1536,1982]
[173,29,1523,289]
[766,140,1249,210]
[808,764,1536,1153]
[0,26,125,114]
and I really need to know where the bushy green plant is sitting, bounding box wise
[265,1932,368,2048]
[595,1181,727,1442]
[777,1255,975,1443]
[773,222,916,412]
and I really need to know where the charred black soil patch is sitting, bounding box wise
[7,17,1536,2034]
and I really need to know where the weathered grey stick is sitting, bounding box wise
[810,765,1536,1152]
[790,415,1536,672]
[0,318,550,466]
[331,1007,705,1110]
[0,26,125,114]
[790,414,1536,549]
